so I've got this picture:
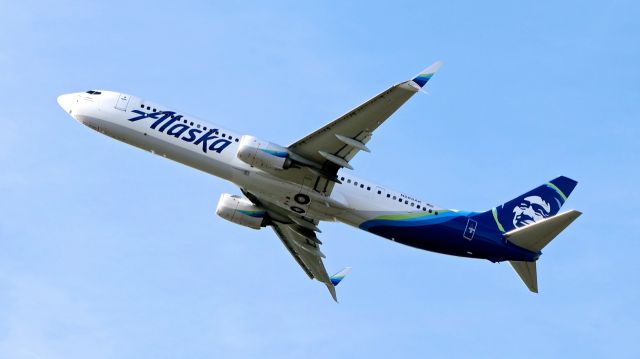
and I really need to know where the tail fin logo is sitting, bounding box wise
[512,195,554,227]
[491,177,577,232]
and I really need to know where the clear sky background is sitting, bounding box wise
[1,1,638,358]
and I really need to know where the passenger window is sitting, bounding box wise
[360,184,364,188]
[147,106,151,110]
[347,179,351,184]
[197,124,201,128]
[140,104,144,108]
[405,200,408,204]
[392,196,396,200]
[354,182,358,186]
[341,177,345,181]
[377,190,381,195]
[235,138,239,142]
[386,194,390,198]
[190,122,194,126]
[153,108,157,112]
[428,209,432,213]
[367,186,371,190]
[204,127,207,131]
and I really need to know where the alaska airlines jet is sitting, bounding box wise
[57,62,580,300]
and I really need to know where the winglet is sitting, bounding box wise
[411,61,444,88]
[330,267,352,286]
[325,267,352,302]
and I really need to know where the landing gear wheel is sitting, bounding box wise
[290,206,305,214]
[294,193,310,205]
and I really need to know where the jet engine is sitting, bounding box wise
[237,135,292,170]
[216,193,267,230]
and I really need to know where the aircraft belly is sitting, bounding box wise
[232,171,341,221]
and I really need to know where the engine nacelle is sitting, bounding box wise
[237,135,292,170]
[216,194,267,230]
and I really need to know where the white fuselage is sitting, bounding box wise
[58,91,444,230]
[57,74,573,295]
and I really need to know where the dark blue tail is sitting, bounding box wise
[478,176,578,233]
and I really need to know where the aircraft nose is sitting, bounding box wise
[57,93,78,115]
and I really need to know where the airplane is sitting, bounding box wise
[57,62,580,301]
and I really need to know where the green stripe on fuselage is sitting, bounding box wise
[372,210,450,221]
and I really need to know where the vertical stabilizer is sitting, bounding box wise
[476,176,578,234]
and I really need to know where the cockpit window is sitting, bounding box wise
[85,90,102,95]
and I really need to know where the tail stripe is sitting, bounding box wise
[492,207,506,232]
[546,182,568,201]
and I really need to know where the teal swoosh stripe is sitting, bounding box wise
[546,182,568,201]
[259,149,288,158]
[360,211,462,230]
[238,210,266,218]
[413,73,434,87]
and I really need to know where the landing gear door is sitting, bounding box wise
[115,93,131,111]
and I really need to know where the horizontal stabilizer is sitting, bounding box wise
[506,210,581,293]
[509,261,538,293]
[505,210,582,252]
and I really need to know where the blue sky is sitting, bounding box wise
[1,1,639,358]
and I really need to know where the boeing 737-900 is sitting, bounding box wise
[57,62,580,300]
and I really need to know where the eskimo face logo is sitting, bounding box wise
[489,181,570,233]
[127,109,231,154]
[512,195,551,227]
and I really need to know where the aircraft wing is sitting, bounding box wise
[270,221,338,301]
[288,61,442,176]
[243,190,349,301]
